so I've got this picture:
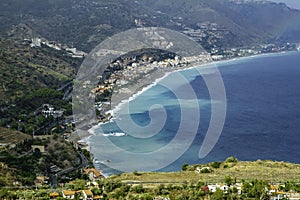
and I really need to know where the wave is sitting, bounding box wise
[103,132,126,137]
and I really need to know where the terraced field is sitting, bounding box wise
[0,127,31,146]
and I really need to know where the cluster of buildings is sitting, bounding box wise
[91,52,213,97]
[26,37,87,58]
[36,168,105,199]
[202,182,300,200]
[182,22,231,45]
[269,185,300,200]
[41,104,64,118]
[50,189,102,200]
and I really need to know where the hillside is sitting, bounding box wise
[0,134,81,185]
[112,159,300,184]
[0,0,172,52]
[0,127,31,147]
[0,0,300,52]
[0,162,18,187]
[0,38,82,133]
[140,0,300,45]
[0,39,80,101]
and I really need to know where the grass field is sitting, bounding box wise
[111,160,300,185]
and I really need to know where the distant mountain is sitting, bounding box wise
[0,0,173,52]
[139,0,300,45]
[0,0,300,52]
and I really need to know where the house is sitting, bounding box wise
[34,175,49,187]
[49,192,60,199]
[195,166,211,173]
[271,192,287,200]
[82,190,93,200]
[87,181,99,189]
[218,184,229,192]
[62,190,75,199]
[208,184,229,193]
[154,197,170,200]
[208,185,217,193]
[30,38,42,47]
[83,168,105,181]
[286,193,300,200]
[42,104,64,118]
[269,185,279,194]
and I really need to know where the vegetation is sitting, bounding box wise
[1,174,300,199]
[0,159,299,199]
[1,0,300,53]
[112,158,300,184]
[0,39,82,134]
[0,134,80,185]
[0,127,31,148]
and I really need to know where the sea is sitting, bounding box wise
[87,51,300,175]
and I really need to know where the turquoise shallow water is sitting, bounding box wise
[89,51,300,175]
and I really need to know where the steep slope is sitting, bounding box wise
[0,39,81,102]
[0,38,82,132]
[0,0,171,52]
[218,0,300,42]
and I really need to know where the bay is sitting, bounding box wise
[89,51,300,175]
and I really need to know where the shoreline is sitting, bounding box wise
[108,50,299,115]
[76,50,299,160]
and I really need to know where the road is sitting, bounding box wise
[50,151,90,188]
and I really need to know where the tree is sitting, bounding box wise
[182,163,189,171]
[131,184,145,194]
[225,156,238,163]
[211,161,221,169]
[212,188,224,199]
[246,180,269,199]
[225,176,233,186]
[140,193,153,200]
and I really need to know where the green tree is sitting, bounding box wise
[131,184,145,194]
[211,161,221,169]
[140,193,153,200]
[182,163,189,171]
[225,156,238,163]
[212,188,224,200]
[225,176,233,186]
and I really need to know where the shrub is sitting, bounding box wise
[200,167,211,173]
[133,171,141,176]
[182,163,189,171]
[225,156,238,163]
[211,161,221,168]
[225,176,233,186]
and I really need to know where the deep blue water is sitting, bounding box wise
[89,52,300,174]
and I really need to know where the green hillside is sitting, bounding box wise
[112,159,300,184]
[1,0,300,52]
[0,38,82,133]
[0,39,80,101]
